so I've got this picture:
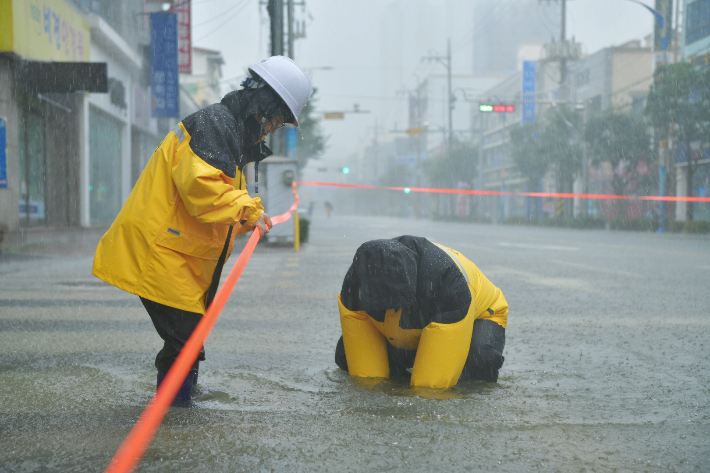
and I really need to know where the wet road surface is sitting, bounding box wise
[1,215,709,471]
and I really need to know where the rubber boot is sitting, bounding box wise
[157,370,197,406]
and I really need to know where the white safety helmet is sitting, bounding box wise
[249,56,313,127]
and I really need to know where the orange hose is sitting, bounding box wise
[105,187,299,473]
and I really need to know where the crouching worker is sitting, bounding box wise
[335,235,508,389]
[92,56,312,404]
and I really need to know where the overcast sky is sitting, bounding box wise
[192,0,660,163]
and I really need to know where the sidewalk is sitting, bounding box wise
[0,226,258,260]
[0,226,109,259]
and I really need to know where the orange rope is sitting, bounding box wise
[295,180,710,202]
[104,184,299,473]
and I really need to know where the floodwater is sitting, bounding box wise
[1,214,709,471]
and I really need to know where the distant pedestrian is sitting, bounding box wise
[325,201,334,218]
[93,56,312,404]
[334,235,508,389]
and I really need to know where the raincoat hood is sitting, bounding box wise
[221,83,295,126]
[341,239,418,312]
[218,84,293,191]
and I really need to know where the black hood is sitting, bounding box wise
[180,88,278,178]
[220,87,283,167]
[340,236,472,330]
[340,239,418,312]
[220,85,294,125]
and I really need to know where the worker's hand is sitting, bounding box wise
[254,212,272,239]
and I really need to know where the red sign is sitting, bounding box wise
[171,0,191,73]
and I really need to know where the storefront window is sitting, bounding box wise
[18,112,46,226]
[693,163,710,221]
[89,109,122,225]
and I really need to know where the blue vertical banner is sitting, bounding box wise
[522,61,537,125]
[285,127,298,159]
[0,118,7,188]
[151,13,179,118]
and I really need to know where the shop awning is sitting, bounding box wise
[16,60,108,93]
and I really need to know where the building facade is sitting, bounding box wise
[180,47,224,108]
[474,40,654,223]
[0,0,177,239]
[679,0,710,221]
[476,59,561,222]
[472,0,560,75]
[565,41,653,220]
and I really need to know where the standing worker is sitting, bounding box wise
[334,235,508,389]
[93,57,312,404]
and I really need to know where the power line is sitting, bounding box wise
[193,0,254,42]
[450,0,513,52]
[192,0,251,28]
[452,0,519,55]
[170,0,222,10]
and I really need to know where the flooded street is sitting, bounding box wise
[0,215,708,471]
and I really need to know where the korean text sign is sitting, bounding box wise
[151,13,179,118]
[522,61,536,125]
[0,0,90,62]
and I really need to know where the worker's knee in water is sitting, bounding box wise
[335,336,348,371]
[335,319,506,383]
[462,319,506,382]
[335,335,415,379]
[386,343,416,379]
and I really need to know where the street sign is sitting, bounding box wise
[522,61,536,124]
[285,127,298,159]
[0,118,6,188]
[171,0,192,73]
[151,13,179,118]
[324,112,345,120]
[406,127,425,135]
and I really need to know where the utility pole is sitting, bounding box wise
[266,0,285,155]
[560,0,566,85]
[422,38,453,147]
[672,0,681,64]
[267,0,284,56]
[446,38,453,147]
[287,0,294,59]
[265,0,306,158]
[372,118,379,181]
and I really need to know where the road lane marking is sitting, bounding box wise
[499,242,580,251]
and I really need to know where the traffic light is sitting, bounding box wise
[341,167,350,174]
[479,104,515,113]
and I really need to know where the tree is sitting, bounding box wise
[584,111,651,218]
[645,63,710,221]
[421,142,477,219]
[541,105,583,217]
[510,122,550,220]
[422,142,477,188]
[296,87,328,170]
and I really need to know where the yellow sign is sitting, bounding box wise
[324,112,345,120]
[0,0,90,62]
[406,127,424,135]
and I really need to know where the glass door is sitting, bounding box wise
[89,110,122,225]
[18,112,46,226]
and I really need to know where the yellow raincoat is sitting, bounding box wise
[93,122,264,314]
[338,237,508,389]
